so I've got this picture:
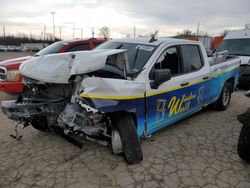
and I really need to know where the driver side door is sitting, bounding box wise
[145,44,209,135]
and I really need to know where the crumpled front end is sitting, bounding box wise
[1,76,74,126]
[1,48,146,162]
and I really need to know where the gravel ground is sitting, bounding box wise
[0,53,249,187]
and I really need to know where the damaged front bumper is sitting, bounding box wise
[1,100,65,121]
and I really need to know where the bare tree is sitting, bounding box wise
[176,29,195,38]
[98,26,110,39]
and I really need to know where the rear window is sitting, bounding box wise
[66,43,90,52]
[181,45,203,73]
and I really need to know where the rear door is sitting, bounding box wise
[145,43,210,135]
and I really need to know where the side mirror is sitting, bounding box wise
[206,50,213,57]
[151,69,171,89]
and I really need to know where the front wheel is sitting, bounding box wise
[112,113,143,164]
[214,82,232,111]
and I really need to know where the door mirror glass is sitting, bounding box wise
[151,69,171,89]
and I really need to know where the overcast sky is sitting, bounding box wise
[0,0,249,39]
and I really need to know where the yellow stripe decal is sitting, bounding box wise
[79,93,144,100]
[80,65,239,100]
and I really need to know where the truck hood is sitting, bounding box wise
[20,49,129,84]
[0,56,31,68]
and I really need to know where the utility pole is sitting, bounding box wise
[92,28,95,38]
[73,23,75,40]
[43,24,46,41]
[3,25,5,38]
[43,24,46,47]
[50,11,56,41]
[59,26,62,40]
[81,28,83,39]
[133,25,136,38]
[197,22,200,36]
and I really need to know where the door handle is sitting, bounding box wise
[203,76,210,80]
[180,82,189,87]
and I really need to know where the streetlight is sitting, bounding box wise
[50,11,56,41]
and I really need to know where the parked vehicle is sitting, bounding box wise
[0,38,106,93]
[237,90,250,162]
[0,45,8,52]
[216,29,250,86]
[1,38,240,163]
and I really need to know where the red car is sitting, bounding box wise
[0,39,106,93]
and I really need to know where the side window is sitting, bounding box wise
[154,46,181,75]
[181,45,203,73]
[66,43,90,52]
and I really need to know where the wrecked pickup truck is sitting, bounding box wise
[1,38,240,163]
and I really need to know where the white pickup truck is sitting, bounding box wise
[1,38,240,163]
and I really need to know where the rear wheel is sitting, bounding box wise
[112,113,143,164]
[30,117,49,132]
[214,82,232,111]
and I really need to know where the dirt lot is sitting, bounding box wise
[0,52,34,61]
[0,53,250,188]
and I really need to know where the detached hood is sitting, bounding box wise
[20,49,128,84]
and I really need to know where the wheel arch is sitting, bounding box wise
[226,77,235,92]
[109,110,138,129]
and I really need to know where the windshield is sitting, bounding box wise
[217,39,250,56]
[35,41,69,56]
[95,41,157,73]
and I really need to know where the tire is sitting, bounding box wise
[114,113,143,164]
[238,124,250,162]
[30,117,49,132]
[214,82,232,111]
